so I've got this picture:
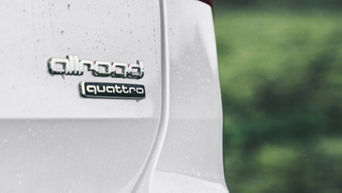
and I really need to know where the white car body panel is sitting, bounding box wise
[0,0,228,192]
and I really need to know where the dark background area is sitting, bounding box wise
[214,1,342,193]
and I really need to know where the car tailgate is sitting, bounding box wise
[0,0,162,192]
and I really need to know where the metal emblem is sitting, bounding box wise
[48,55,146,100]
[48,55,144,79]
[80,82,145,99]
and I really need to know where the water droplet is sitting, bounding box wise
[67,4,71,10]
[60,30,64,35]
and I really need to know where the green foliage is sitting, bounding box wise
[214,0,342,9]
[215,10,342,193]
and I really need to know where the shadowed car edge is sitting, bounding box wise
[0,0,228,192]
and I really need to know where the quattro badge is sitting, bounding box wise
[48,56,146,100]
[80,82,145,99]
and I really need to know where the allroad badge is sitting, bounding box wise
[48,55,146,100]
[80,82,145,99]
[48,55,144,79]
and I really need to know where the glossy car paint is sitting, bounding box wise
[0,0,228,192]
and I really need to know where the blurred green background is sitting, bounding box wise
[213,0,342,193]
